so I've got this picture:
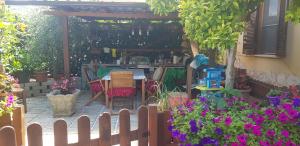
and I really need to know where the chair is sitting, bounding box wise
[83,66,105,106]
[145,67,168,97]
[107,71,136,114]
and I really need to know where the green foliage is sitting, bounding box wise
[147,0,260,50]
[21,8,63,72]
[163,68,186,90]
[266,89,282,97]
[146,0,178,16]
[219,87,242,98]
[286,0,300,23]
[0,6,30,74]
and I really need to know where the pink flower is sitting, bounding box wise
[274,140,283,146]
[231,142,239,146]
[225,116,232,126]
[259,140,270,146]
[265,108,273,116]
[278,112,289,123]
[201,110,207,117]
[244,123,253,131]
[213,117,221,123]
[266,129,275,137]
[237,134,247,144]
[252,125,262,136]
[286,140,296,146]
[281,130,289,138]
[287,109,298,119]
[255,115,265,125]
[282,103,292,111]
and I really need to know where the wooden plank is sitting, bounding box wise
[141,79,145,105]
[163,111,173,144]
[186,66,193,97]
[99,113,111,146]
[148,105,158,146]
[54,120,68,146]
[157,112,165,146]
[105,80,109,107]
[119,109,130,146]
[137,106,148,146]
[12,106,25,146]
[5,1,148,7]
[77,116,90,146]
[45,11,178,20]
[27,123,43,146]
[61,16,70,77]
[0,126,17,146]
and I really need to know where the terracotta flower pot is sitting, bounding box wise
[33,71,48,82]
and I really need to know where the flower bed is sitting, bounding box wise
[169,95,300,145]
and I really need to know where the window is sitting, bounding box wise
[243,0,288,57]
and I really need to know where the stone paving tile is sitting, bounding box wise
[25,91,139,146]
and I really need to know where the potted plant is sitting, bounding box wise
[234,69,252,94]
[32,61,48,82]
[266,89,282,107]
[47,77,80,117]
[0,94,16,127]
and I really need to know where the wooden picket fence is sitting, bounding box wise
[0,105,179,146]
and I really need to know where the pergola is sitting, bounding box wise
[5,0,179,76]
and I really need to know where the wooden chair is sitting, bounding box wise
[83,66,105,106]
[145,67,168,97]
[107,71,136,114]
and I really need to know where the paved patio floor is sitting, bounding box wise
[25,91,140,146]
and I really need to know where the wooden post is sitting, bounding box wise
[12,106,25,146]
[78,116,90,146]
[186,66,193,97]
[137,106,148,146]
[148,105,158,146]
[99,113,111,146]
[119,109,130,146]
[0,126,17,146]
[61,16,70,77]
[54,120,68,146]
[27,123,43,146]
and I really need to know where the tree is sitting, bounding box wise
[286,0,300,23]
[146,0,260,88]
[0,5,29,74]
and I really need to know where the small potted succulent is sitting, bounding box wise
[266,89,282,107]
[47,77,80,117]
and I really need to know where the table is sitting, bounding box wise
[102,69,146,107]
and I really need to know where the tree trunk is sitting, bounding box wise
[190,41,199,57]
[225,47,237,88]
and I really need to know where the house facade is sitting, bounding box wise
[236,0,300,87]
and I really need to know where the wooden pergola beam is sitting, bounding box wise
[61,16,70,77]
[45,11,178,20]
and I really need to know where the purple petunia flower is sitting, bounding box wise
[281,130,289,138]
[215,127,223,135]
[252,125,262,136]
[255,115,265,125]
[171,130,180,138]
[287,109,298,119]
[213,117,221,123]
[278,112,289,123]
[168,125,173,132]
[237,134,247,144]
[265,108,273,116]
[199,137,218,145]
[199,96,207,103]
[282,103,293,111]
[201,110,207,117]
[244,123,253,131]
[179,133,187,142]
[286,140,296,146]
[189,120,199,133]
[293,98,300,107]
[266,129,275,137]
[259,140,270,146]
[268,96,280,107]
[225,116,232,126]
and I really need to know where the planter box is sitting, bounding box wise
[0,105,25,146]
[47,89,80,117]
